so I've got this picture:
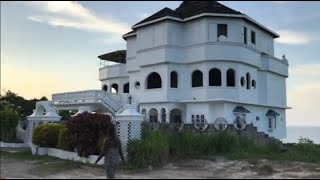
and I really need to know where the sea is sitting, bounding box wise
[282,126,320,144]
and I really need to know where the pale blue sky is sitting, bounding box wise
[1,1,320,126]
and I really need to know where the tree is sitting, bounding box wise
[0,90,48,119]
[0,100,20,142]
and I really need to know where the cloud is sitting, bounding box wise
[290,64,320,77]
[28,15,45,23]
[286,63,320,126]
[287,83,320,126]
[25,1,130,35]
[275,30,311,45]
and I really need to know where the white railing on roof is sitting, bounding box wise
[52,90,124,113]
[52,90,104,104]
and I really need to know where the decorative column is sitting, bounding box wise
[115,99,143,159]
[166,112,171,123]
[158,112,162,123]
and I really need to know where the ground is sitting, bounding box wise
[1,148,320,179]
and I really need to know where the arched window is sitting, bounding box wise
[147,72,162,89]
[170,71,178,88]
[111,84,118,93]
[123,83,129,93]
[192,70,203,87]
[102,85,108,92]
[135,82,140,89]
[227,69,235,87]
[246,73,251,89]
[252,80,256,89]
[240,77,245,87]
[209,68,221,86]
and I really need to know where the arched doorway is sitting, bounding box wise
[170,109,183,130]
[170,109,182,124]
[148,108,158,123]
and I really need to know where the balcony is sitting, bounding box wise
[99,64,128,80]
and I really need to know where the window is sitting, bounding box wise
[102,85,108,92]
[268,118,272,129]
[246,73,251,89]
[209,68,221,86]
[252,80,256,89]
[192,70,203,87]
[123,83,129,93]
[111,84,118,93]
[240,77,245,87]
[227,69,235,87]
[147,72,162,89]
[243,27,247,44]
[135,82,140,89]
[251,30,256,44]
[170,71,178,88]
[149,108,158,123]
[217,24,228,38]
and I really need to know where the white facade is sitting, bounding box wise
[52,1,289,140]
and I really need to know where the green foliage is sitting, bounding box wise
[228,136,320,164]
[66,112,113,157]
[211,131,239,153]
[0,101,20,142]
[298,136,314,144]
[127,128,241,168]
[59,110,73,121]
[57,126,72,151]
[0,90,48,119]
[128,127,320,169]
[32,123,65,148]
[127,129,169,169]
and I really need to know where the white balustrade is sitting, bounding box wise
[52,90,124,114]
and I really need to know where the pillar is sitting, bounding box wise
[116,103,143,159]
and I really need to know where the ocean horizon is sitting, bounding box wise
[282,126,320,144]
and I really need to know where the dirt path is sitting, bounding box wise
[1,152,320,179]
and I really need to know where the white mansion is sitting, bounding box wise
[52,1,289,140]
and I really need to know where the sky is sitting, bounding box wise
[1,1,320,126]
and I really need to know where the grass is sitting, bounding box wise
[127,129,320,169]
[227,143,320,165]
[0,149,104,177]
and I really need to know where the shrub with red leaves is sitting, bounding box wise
[66,112,113,157]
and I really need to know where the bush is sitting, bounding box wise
[32,123,65,148]
[57,126,72,151]
[66,112,113,157]
[0,105,20,142]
